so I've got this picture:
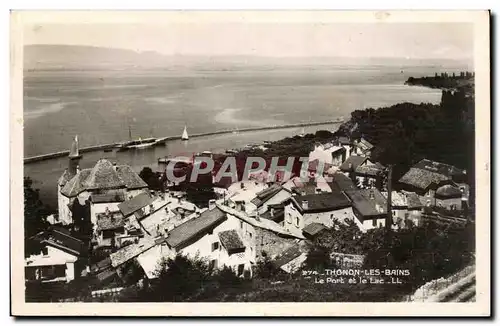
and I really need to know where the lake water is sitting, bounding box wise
[24,66,445,207]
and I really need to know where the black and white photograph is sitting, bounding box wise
[10,10,490,316]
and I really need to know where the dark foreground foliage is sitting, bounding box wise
[114,220,474,303]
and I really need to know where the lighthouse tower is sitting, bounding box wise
[68,135,82,176]
[57,135,82,224]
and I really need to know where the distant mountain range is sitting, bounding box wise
[24,44,472,71]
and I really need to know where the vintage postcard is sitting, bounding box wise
[10,10,490,316]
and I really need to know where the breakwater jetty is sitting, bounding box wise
[24,118,344,164]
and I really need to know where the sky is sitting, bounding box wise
[24,22,473,60]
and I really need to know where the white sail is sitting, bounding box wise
[181,126,189,140]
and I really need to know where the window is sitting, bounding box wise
[212,242,219,251]
[330,214,334,219]
[238,264,245,276]
[392,211,397,217]
[372,219,377,227]
[102,230,114,239]
[240,221,243,229]
[54,265,66,278]
[209,259,218,269]
[248,232,252,239]
[41,247,48,256]
[295,216,300,227]
[404,213,410,219]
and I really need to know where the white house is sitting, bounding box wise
[308,142,347,168]
[339,155,385,189]
[352,138,375,157]
[25,227,85,283]
[283,190,356,235]
[225,180,268,214]
[382,191,424,229]
[336,136,353,160]
[133,201,305,279]
[250,184,293,215]
[345,189,388,232]
[57,139,149,225]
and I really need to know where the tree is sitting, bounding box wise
[150,254,213,301]
[120,259,145,286]
[304,245,331,271]
[139,167,163,190]
[24,177,51,257]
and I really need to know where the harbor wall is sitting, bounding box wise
[24,119,344,164]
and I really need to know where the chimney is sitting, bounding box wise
[302,200,309,210]
[208,199,216,211]
[369,190,375,200]
[301,190,306,196]
[112,162,117,171]
[348,163,353,171]
[270,208,275,217]
[76,165,81,174]
[255,212,260,222]
[149,204,154,214]
[315,188,322,194]
[105,206,110,216]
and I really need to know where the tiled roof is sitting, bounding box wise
[292,191,351,214]
[217,204,305,239]
[60,169,92,197]
[96,269,118,282]
[328,172,357,192]
[337,136,351,145]
[218,230,245,252]
[60,159,147,197]
[91,257,112,274]
[399,167,450,190]
[355,164,384,177]
[413,159,465,178]
[118,192,154,217]
[302,223,327,237]
[339,155,368,172]
[115,165,148,190]
[58,170,72,187]
[404,192,424,210]
[96,213,126,231]
[345,189,387,219]
[358,138,374,151]
[165,207,227,249]
[436,184,462,198]
[381,191,407,208]
[109,237,159,268]
[30,227,85,257]
[83,159,126,190]
[272,244,303,268]
[250,185,284,207]
[90,190,127,203]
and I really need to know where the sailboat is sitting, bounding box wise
[181,125,189,141]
